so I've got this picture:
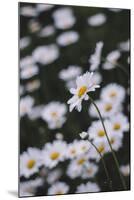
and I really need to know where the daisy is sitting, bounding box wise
[26,79,40,92]
[20,65,39,80]
[56,31,79,46]
[59,65,82,81]
[41,102,67,129]
[33,44,59,65]
[108,133,123,151]
[20,6,37,17]
[28,19,41,33]
[20,37,31,50]
[100,83,125,103]
[88,13,106,27]
[47,169,62,184]
[28,105,43,120]
[20,56,35,69]
[20,96,34,117]
[54,16,76,30]
[76,182,100,193]
[67,72,100,112]
[38,25,55,38]
[52,7,73,19]
[102,50,121,70]
[48,182,69,195]
[118,39,130,52]
[36,4,54,13]
[20,147,43,178]
[120,164,130,176]
[81,162,98,179]
[89,41,103,71]
[19,178,43,197]
[42,140,67,168]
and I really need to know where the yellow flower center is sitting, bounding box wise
[78,86,87,97]
[70,149,76,154]
[105,103,112,112]
[109,91,117,98]
[77,158,86,165]
[27,159,36,169]
[113,123,121,130]
[56,191,64,195]
[51,112,57,118]
[98,130,105,137]
[50,152,60,160]
[98,145,105,153]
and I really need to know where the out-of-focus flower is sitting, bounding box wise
[36,4,54,13]
[118,39,130,52]
[20,6,37,17]
[42,140,67,168]
[20,56,35,69]
[89,99,122,118]
[54,16,76,30]
[28,105,43,120]
[20,37,31,50]
[88,13,106,27]
[120,164,130,176]
[28,20,41,33]
[48,182,69,195]
[92,72,102,84]
[55,132,64,140]
[59,65,82,81]
[47,169,62,184]
[33,44,59,65]
[20,65,39,80]
[89,41,103,71]
[26,80,40,92]
[38,25,55,37]
[108,8,122,12]
[57,31,79,46]
[41,102,67,129]
[81,162,98,179]
[100,83,125,103]
[20,96,34,117]
[102,50,121,69]
[20,85,25,96]
[67,72,100,112]
[20,178,44,197]
[20,148,43,178]
[52,7,74,19]
[76,182,100,193]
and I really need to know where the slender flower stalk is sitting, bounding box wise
[88,95,127,190]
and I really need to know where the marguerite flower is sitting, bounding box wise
[67,72,100,112]
[47,169,62,184]
[59,65,82,81]
[42,140,67,168]
[38,25,55,38]
[88,13,106,27]
[118,39,130,52]
[20,37,31,50]
[57,31,79,46]
[120,164,130,176]
[20,65,39,80]
[36,4,54,13]
[20,96,34,117]
[20,148,42,178]
[20,6,37,17]
[54,16,76,30]
[25,79,40,92]
[20,56,34,69]
[41,102,67,129]
[76,182,100,193]
[81,162,98,179]
[48,182,69,195]
[28,19,41,33]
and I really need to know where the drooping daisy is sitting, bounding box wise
[38,25,55,38]
[20,65,39,80]
[42,140,67,168]
[76,182,100,193]
[41,102,67,129]
[33,44,59,65]
[81,162,98,179]
[89,41,103,71]
[67,72,100,112]
[20,37,31,50]
[102,50,121,70]
[25,79,40,92]
[19,178,43,197]
[20,96,34,117]
[100,83,125,103]
[88,13,106,27]
[20,147,43,178]
[56,31,79,46]
[20,6,37,17]
[48,182,69,195]
[120,164,130,176]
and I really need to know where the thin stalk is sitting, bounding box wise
[89,96,127,190]
[88,139,113,191]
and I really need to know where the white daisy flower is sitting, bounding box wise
[67,72,100,112]
[36,4,54,12]
[38,25,55,37]
[100,83,125,103]
[20,37,31,50]
[20,96,34,117]
[52,7,73,19]
[88,13,106,27]
[20,6,37,17]
[81,162,98,179]
[20,56,35,69]
[76,182,100,193]
[28,19,41,33]
[89,41,103,71]
[89,99,122,118]
[118,39,130,52]
[47,169,62,184]
[108,133,123,151]
[92,72,102,84]
[48,182,69,195]
[26,79,40,92]
[120,164,130,176]
[59,65,82,81]
[20,147,42,178]
[20,65,39,80]
[41,102,67,129]
[57,31,79,46]
[102,50,121,70]
[19,178,43,197]
[28,105,43,120]
[54,16,76,30]
[33,44,59,65]
[42,140,67,168]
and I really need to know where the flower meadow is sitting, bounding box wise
[19,3,130,197]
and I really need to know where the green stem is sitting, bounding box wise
[89,96,127,190]
[88,139,113,191]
